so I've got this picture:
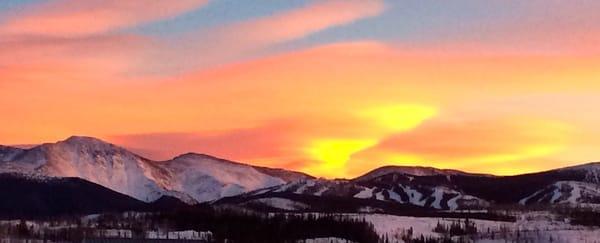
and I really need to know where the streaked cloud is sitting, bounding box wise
[347,117,573,176]
[215,0,385,48]
[0,0,208,37]
[150,0,386,73]
[1,1,599,178]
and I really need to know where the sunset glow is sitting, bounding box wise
[1,0,600,178]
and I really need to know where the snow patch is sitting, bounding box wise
[387,189,404,203]
[430,188,445,209]
[354,187,375,199]
[297,238,357,243]
[314,187,328,196]
[399,185,426,206]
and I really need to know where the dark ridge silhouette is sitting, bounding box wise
[0,173,190,219]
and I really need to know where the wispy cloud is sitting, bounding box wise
[347,117,573,176]
[150,0,386,73]
[0,0,208,84]
[0,0,387,79]
[0,0,208,37]
[215,0,385,49]
[2,1,600,178]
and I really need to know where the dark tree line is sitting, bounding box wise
[555,206,600,226]
[432,218,476,236]
[0,219,94,242]
[1,207,380,243]
[146,208,380,243]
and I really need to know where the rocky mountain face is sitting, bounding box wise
[0,136,311,204]
[2,136,600,214]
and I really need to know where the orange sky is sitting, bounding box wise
[1,0,600,178]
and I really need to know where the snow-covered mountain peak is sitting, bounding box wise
[64,135,109,144]
[5,135,600,212]
[170,152,245,166]
[172,152,214,160]
[57,136,130,154]
[0,136,170,202]
[0,136,312,204]
[168,153,312,181]
[163,153,290,202]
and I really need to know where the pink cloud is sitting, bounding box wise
[0,0,208,37]
[150,0,386,73]
[0,34,154,85]
[0,0,386,79]
[217,0,385,47]
[0,0,208,82]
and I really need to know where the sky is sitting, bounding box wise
[1,0,600,178]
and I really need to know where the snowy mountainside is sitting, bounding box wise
[340,212,600,243]
[161,153,300,202]
[357,172,492,210]
[0,136,310,203]
[252,165,313,182]
[520,181,600,206]
[220,174,489,211]
[3,136,600,212]
[220,163,600,211]
[1,136,171,202]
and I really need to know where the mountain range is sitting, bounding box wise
[1,136,600,217]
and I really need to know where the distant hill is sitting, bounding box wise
[0,173,148,218]
[2,136,600,216]
[218,162,600,211]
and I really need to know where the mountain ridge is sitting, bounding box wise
[3,136,600,212]
[217,161,600,211]
[353,165,495,182]
[6,136,599,180]
[0,136,311,204]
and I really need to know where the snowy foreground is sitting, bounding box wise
[352,213,600,243]
[296,238,358,243]
[2,211,600,242]
[274,211,600,243]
